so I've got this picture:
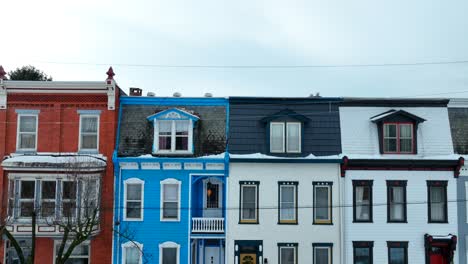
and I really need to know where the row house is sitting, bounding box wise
[0,67,120,263]
[340,98,462,264]
[226,97,344,264]
[112,90,228,264]
[448,98,468,264]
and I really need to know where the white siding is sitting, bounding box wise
[340,106,454,156]
[226,162,342,264]
[344,170,458,264]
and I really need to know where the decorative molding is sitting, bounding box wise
[120,162,139,170]
[184,162,203,170]
[206,163,225,170]
[140,162,161,170]
[163,162,182,170]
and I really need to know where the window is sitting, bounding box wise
[122,241,143,264]
[387,242,408,264]
[278,243,297,264]
[427,181,448,223]
[160,179,181,221]
[383,123,413,154]
[17,114,38,151]
[159,241,180,264]
[156,120,192,154]
[353,241,373,264]
[62,181,77,218]
[8,180,15,217]
[55,242,90,264]
[278,182,298,224]
[353,180,373,222]
[313,182,332,224]
[5,239,32,264]
[313,243,332,264]
[239,181,259,224]
[19,180,35,217]
[387,181,407,223]
[124,178,144,221]
[270,122,301,153]
[41,181,56,218]
[79,114,99,151]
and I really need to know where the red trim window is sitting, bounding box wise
[383,123,414,154]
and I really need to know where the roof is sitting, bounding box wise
[342,97,449,107]
[1,154,107,172]
[260,109,310,123]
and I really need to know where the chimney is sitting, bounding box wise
[130,87,142,96]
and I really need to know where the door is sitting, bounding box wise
[204,179,222,217]
[205,247,220,264]
[239,253,257,264]
[429,247,448,264]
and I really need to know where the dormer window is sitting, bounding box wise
[383,123,413,153]
[371,109,425,155]
[147,108,199,155]
[261,109,309,155]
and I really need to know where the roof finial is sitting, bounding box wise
[106,66,115,80]
[0,65,6,80]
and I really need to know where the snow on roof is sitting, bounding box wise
[2,154,107,171]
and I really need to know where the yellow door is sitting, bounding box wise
[239,253,257,264]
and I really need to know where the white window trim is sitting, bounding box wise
[286,122,301,153]
[160,178,181,222]
[53,241,91,264]
[270,122,285,153]
[16,114,38,152]
[18,180,36,219]
[240,184,258,222]
[159,241,180,264]
[313,246,331,264]
[123,178,145,221]
[279,246,296,264]
[122,241,143,264]
[153,119,194,155]
[314,185,332,223]
[78,114,100,152]
[279,185,297,222]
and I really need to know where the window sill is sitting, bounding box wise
[123,218,144,222]
[78,149,99,154]
[387,220,408,223]
[313,221,333,225]
[428,220,448,224]
[278,221,298,225]
[15,150,37,154]
[161,218,181,222]
[238,220,259,225]
[353,220,373,223]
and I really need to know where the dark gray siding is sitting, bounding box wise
[118,105,226,157]
[228,99,342,156]
[448,108,468,154]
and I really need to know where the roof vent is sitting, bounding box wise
[204,93,213,97]
[130,87,142,96]
[173,92,182,97]
[309,92,321,98]
[147,92,155,97]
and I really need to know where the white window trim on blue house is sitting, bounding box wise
[159,241,180,264]
[123,178,145,221]
[160,178,181,222]
[147,108,199,155]
[122,241,143,264]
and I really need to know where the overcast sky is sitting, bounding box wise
[2,0,468,98]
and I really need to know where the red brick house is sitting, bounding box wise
[0,66,120,263]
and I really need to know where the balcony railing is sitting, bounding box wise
[192,217,224,233]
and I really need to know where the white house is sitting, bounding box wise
[340,98,462,264]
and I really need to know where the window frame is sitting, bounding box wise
[159,241,180,264]
[382,122,414,154]
[278,182,298,225]
[313,182,333,225]
[40,180,57,218]
[239,181,260,224]
[387,241,408,264]
[154,119,194,155]
[352,180,373,223]
[278,243,298,264]
[78,114,100,153]
[269,122,302,154]
[19,180,36,219]
[353,241,373,264]
[160,178,181,222]
[313,243,333,264]
[387,180,407,223]
[53,241,90,264]
[16,113,38,152]
[61,181,78,220]
[122,241,143,264]
[124,178,145,221]
[427,181,448,223]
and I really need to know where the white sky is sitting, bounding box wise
[2,0,468,97]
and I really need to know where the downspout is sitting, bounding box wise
[340,156,348,264]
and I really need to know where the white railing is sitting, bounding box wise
[192,217,224,233]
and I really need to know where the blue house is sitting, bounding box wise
[113,91,229,264]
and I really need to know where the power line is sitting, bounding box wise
[35,59,468,69]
